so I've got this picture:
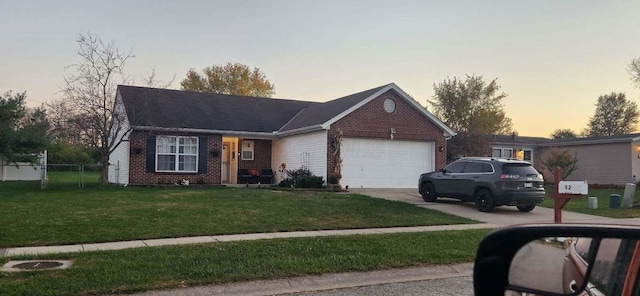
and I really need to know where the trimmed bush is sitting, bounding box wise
[299,176,324,188]
[279,168,324,188]
[327,172,342,184]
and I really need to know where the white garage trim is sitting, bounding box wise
[341,138,434,188]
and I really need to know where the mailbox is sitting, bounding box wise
[558,181,588,195]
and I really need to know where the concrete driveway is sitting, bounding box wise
[350,188,640,226]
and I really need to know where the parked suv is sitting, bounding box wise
[418,157,545,212]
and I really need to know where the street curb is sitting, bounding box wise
[123,263,474,296]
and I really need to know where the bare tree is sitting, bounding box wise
[60,33,134,184]
[540,147,578,180]
[140,67,175,89]
[630,57,640,87]
[46,99,91,146]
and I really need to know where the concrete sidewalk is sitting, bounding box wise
[0,223,498,257]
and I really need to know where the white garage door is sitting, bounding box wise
[341,138,434,188]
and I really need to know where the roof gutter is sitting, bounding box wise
[132,126,278,140]
[275,124,325,137]
[540,137,636,147]
[491,137,637,147]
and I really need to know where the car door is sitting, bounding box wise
[459,161,489,197]
[431,161,467,197]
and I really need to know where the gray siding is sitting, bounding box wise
[537,142,633,185]
[632,141,640,183]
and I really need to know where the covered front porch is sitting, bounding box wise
[221,137,275,185]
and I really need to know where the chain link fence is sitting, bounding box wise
[44,164,103,189]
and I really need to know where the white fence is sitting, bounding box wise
[0,151,47,185]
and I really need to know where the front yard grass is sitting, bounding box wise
[0,181,476,248]
[539,186,640,218]
[0,229,490,296]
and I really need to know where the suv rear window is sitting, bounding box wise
[502,164,539,175]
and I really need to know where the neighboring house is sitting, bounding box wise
[489,133,640,185]
[0,152,47,181]
[108,83,455,188]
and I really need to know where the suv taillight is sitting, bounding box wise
[500,174,520,180]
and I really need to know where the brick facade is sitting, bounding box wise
[238,139,273,173]
[327,90,448,175]
[128,130,222,185]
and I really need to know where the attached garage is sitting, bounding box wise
[340,138,434,188]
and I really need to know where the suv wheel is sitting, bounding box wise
[516,204,536,212]
[475,189,495,212]
[421,183,438,202]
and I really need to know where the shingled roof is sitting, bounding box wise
[117,83,454,137]
[489,133,640,147]
[118,86,316,133]
[489,134,552,146]
[278,84,389,132]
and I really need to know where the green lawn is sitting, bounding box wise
[45,171,101,189]
[540,186,640,218]
[0,180,476,248]
[0,229,490,296]
[0,177,487,296]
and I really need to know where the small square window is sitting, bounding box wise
[241,140,254,160]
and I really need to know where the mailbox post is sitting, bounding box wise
[553,167,588,223]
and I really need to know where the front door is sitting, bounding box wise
[222,142,230,183]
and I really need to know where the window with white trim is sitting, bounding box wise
[241,140,254,160]
[156,136,198,172]
[492,147,513,158]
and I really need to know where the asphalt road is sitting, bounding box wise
[292,277,474,296]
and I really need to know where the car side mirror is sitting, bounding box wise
[474,224,640,296]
